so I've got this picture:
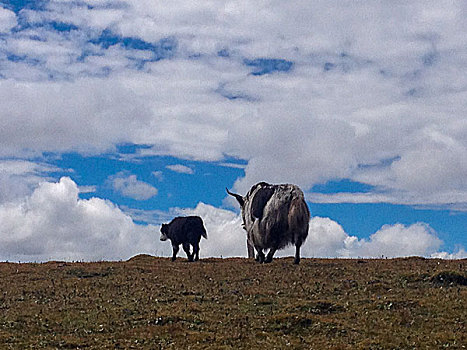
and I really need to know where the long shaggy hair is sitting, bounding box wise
[228,182,310,264]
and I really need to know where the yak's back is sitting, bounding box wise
[245,183,309,249]
[247,183,305,219]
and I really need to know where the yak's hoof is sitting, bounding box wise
[293,259,300,265]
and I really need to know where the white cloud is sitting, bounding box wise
[0,159,60,177]
[218,162,246,169]
[342,223,443,258]
[280,218,463,259]
[78,185,97,194]
[0,159,62,204]
[0,7,16,32]
[307,191,467,212]
[431,248,467,260]
[151,171,164,181]
[0,177,159,262]
[109,172,158,200]
[300,217,349,258]
[166,164,194,174]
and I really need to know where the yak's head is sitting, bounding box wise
[160,223,169,241]
[226,187,246,230]
[226,182,273,231]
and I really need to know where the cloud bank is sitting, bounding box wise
[1,177,464,262]
[180,203,466,260]
[0,1,465,210]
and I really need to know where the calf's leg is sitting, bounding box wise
[171,244,180,261]
[182,243,193,262]
[193,242,200,261]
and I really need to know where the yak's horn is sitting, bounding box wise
[226,188,244,207]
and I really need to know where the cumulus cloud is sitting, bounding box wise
[341,223,443,258]
[277,218,448,259]
[166,164,194,174]
[0,177,160,262]
[109,172,158,200]
[431,248,467,260]
[0,180,464,262]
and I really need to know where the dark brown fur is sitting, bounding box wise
[160,216,207,262]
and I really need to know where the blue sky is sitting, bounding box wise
[0,0,466,261]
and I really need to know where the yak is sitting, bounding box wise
[160,216,207,262]
[227,182,310,264]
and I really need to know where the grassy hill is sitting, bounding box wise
[0,255,466,349]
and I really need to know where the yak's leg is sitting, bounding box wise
[171,244,180,261]
[192,242,200,261]
[256,248,265,263]
[294,242,302,265]
[182,243,193,262]
[265,247,277,263]
[247,240,255,259]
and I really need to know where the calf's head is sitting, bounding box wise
[160,224,169,241]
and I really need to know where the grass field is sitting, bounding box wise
[0,255,466,349]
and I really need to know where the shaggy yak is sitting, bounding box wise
[227,182,310,264]
[160,216,207,261]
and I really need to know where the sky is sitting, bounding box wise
[0,0,466,262]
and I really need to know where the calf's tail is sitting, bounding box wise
[201,225,208,239]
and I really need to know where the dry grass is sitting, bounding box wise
[0,255,466,349]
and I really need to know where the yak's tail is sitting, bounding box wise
[288,195,310,243]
